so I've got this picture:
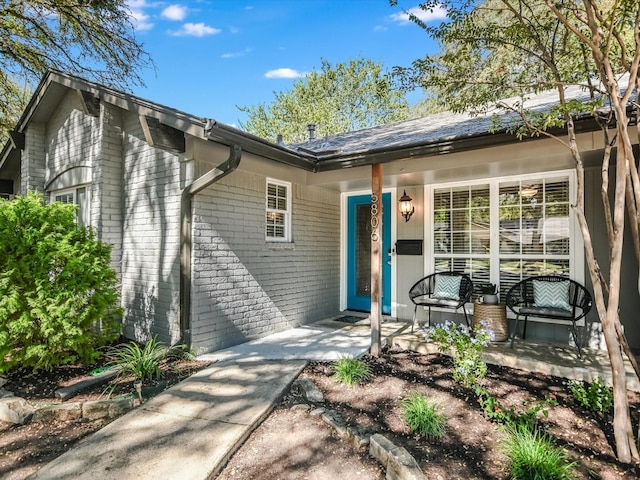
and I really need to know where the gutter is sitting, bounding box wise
[179,144,242,347]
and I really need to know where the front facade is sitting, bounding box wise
[1,71,638,353]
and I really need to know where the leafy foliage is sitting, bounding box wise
[501,423,577,480]
[332,356,372,386]
[426,320,490,387]
[401,391,447,439]
[476,385,558,431]
[239,57,410,143]
[567,378,613,413]
[0,192,121,372]
[393,0,636,134]
[0,0,153,141]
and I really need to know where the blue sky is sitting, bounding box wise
[126,1,446,127]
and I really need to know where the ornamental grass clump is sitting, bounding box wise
[332,356,372,386]
[426,320,490,387]
[501,423,577,480]
[107,336,188,382]
[401,391,447,439]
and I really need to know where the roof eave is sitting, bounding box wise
[204,120,318,172]
[314,115,604,171]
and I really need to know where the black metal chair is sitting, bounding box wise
[505,275,592,358]
[408,272,474,332]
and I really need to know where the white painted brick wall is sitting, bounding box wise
[21,122,46,193]
[190,172,340,354]
[92,103,123,279]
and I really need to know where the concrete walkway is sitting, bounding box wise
[30,317,638,479]
[30,318,403,480]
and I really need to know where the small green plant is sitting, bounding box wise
[401,391,447,439]
[567,378,613,413]
[501,423,577,480]
[476,385,558,431]
[107,336,185,382]
[427,321,490,387]
[480,283,498,294]
[332,356,372,386]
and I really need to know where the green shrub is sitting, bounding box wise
[0,192,122,372]
[332,356,372,386]
[107,336,186,382]
[401,391,447,439]
[567,378,613,413]
[501,423,576,480]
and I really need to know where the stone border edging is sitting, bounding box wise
[0,395,136,425]
[293,379,427,480]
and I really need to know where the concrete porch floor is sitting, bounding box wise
[320,316,640,393]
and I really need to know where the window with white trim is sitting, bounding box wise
[52,186,91,227]
[266,179,291,241]
[430,173,576,301]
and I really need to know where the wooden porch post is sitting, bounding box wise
[370,163,383,356]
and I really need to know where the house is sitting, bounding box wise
[1,70,638,353]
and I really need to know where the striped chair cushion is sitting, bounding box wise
[433,275,461,301]
[533,279,571,311]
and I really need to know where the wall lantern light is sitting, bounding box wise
[399,190,415,222]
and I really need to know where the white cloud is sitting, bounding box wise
[162,5,188,21]
[171,22,221,37]
[265,68,306,79]
[221,48,253,59]
[373,25,388,32]
[390,5,447,24]
[129,8,154,31]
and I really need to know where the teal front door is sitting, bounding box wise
[347,193,391,314]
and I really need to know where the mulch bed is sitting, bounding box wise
[220,348,640,480]
[2,345,640,480]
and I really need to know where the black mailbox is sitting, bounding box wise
[396,240,423,256]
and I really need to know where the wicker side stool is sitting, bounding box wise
[473,302,509,342]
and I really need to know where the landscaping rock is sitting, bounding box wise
[0,388,14,398]
[32,402,82,422]
[107,397,135,417]
[385,446,426,480]
[294,378,324,403]
[82,398,132,420]
[309,407,325,416]
[347,424,371,447]
[369,434,426,480]
[370,433,396,468]
[0,376,7,388]
[290,403,311,412]
[321,409,348,436]
[0,396,35,425]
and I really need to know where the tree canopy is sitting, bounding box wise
[0,0,153,141]
[238,57,411,144]
[393,0,640,462]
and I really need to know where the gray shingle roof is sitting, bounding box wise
[291,80,615,159]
